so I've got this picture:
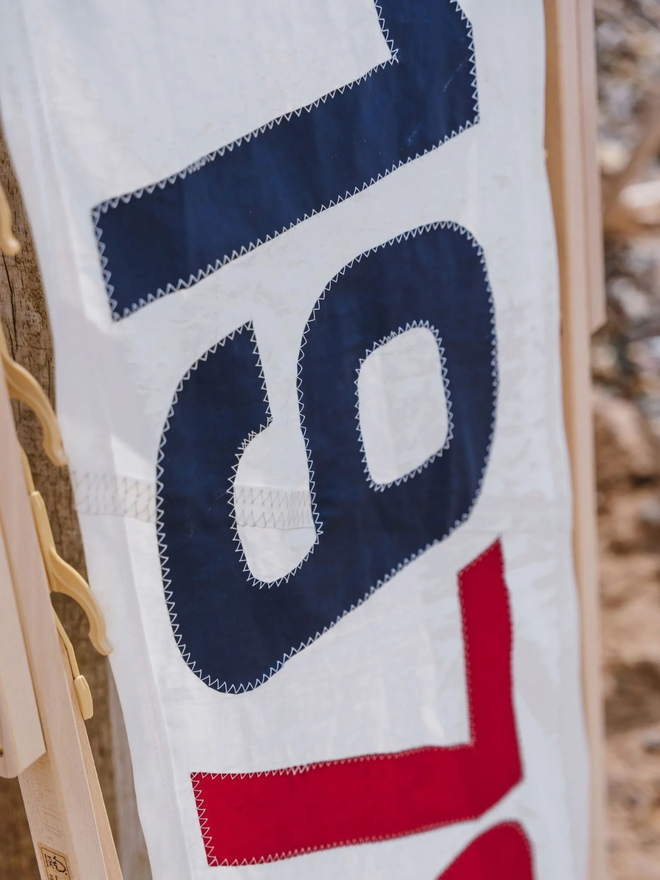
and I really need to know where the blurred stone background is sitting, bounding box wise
[596,1,660,876]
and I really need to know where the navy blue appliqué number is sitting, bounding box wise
[158,224,496,692]
[93,0,478,319]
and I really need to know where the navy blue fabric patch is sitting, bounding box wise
[93,0,478,319]
[158,224,496,692]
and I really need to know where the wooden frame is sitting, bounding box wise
[0,519,44,778]
[0,355,122,880]
[545,1,607,879]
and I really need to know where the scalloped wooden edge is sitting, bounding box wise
[0,347,122,879]
[21,448,111,657]
[0,329,67,466]
[53,610,94,720]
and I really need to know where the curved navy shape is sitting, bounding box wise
[158,224,496,692]
[93,0,478,318]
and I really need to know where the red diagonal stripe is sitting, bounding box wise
[192,539,522,865]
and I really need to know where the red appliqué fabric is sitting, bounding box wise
[438,823,534,880]
[192,539,523,866]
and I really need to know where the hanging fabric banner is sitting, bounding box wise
[0,0,589,877]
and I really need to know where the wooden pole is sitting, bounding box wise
[0,353,123,880]
[544,1,607,878]
[0,514,45,779]
[0,129,128,880]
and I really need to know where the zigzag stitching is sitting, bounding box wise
[92,0,479,320]
[197,742,467,782]
[157,221,497,694]
[191,544,509,867]
[191,772,216,865]
[156,322,276,686]
[71,469,157,521]
[234,495,314,530]
[355,322,453,492]
[234,486,311,508]
[194,741,472,863]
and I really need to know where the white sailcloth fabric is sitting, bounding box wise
[0,1,589,878]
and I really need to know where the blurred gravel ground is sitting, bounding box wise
[595,1,660,877]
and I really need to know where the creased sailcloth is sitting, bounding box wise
[0,0,589,877]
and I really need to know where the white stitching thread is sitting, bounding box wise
[234,486,314,529]
[70,470,157,522]
[156,322,274,689]
[191,773,215,865]
[356,323,453,492]
[72,474,313,527]
[93,0,478,320]
[156,221,497,695]
[189,541,513,866]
